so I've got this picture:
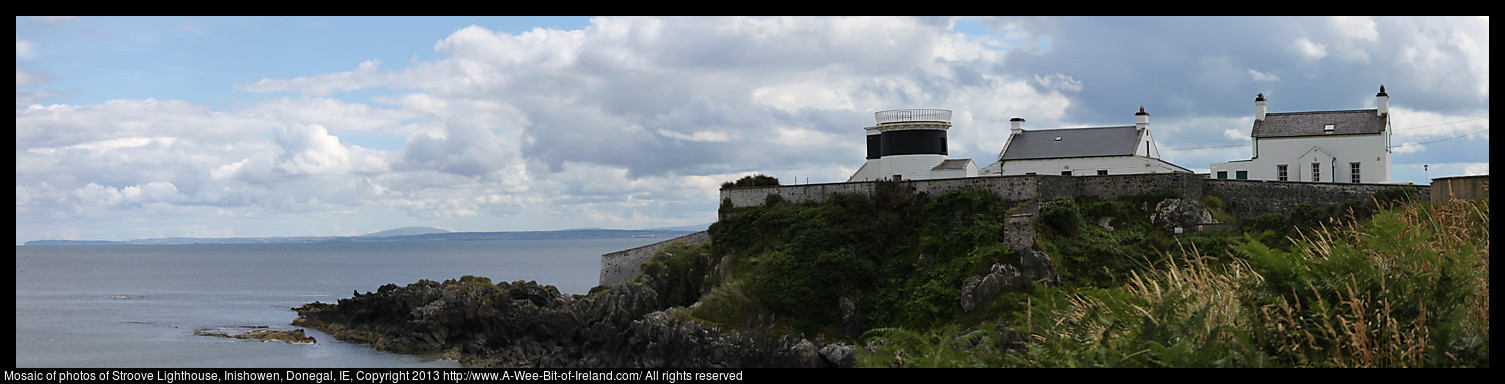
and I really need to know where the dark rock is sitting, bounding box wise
[838,295,862,339]
[960,249,1059,312]
[292,274,852,368]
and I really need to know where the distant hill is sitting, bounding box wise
[647,223,712,232]
[359,226,451,237]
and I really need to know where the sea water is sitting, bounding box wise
[13,237,667,368]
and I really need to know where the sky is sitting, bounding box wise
[16,16,1490,243]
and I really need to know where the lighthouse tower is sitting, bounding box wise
[849,109,972,182]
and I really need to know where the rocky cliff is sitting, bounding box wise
[292,273,853,368]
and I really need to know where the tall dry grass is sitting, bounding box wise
[1011,197,1488,367]
[1252,197,1488,367]
[1124,244,1261,351]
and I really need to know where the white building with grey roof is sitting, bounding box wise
[978,107,1191,177]
[1209,86,1392,183]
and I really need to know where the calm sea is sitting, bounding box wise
[13,237,667,368]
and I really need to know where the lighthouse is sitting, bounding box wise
[848,109,976,182]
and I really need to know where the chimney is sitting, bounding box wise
[1254,93,1267,121]
[1135,107,1149,130]
[1010,117,1025,135]
[1376,85,1389,117]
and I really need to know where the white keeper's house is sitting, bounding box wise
[1210,86,1392,183]
[979,107,1192,176]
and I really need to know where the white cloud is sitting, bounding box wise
[16,39,38,60]
[1246,69,1280,82]
[753,79,856,112]
[1391,142,1426,154]
[32,16,79,24]
[1464,163,1489,176]
[15,16,1490,242]
[1034,73,1083,92]
[66,181,183,211]
[1291,37,1328,60]
[16,68,47,87]
[1330,16,1380,42]
[1388,17,1489,99]
[1388,106,1490,142]
[657,129,733,143]
[243,96,432,136]
[273,124,388,176]
[238,60,387,96]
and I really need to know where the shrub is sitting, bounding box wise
[858,323,1014,367]
[1240,212,1286,232]
[1371,185,1420,207]
[756,247,876,334]
[640,241,718,308]
[1040,197,1082,236]
[721,174,781,189]
[1288,203,1330,229]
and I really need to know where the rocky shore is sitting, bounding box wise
[292,274,854,368]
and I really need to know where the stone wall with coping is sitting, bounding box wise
[599,231,711,287]
[720,173,1427,219]
[1203,179,1430,218]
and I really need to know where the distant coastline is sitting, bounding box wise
[21,225,708,247]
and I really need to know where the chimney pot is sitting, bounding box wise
[1254,93,1268,121]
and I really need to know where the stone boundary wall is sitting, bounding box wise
[719,182,875,208]
[721,173,1428,219]
[599,231,711,287]
[1074,173,1206,201]
[1204,179,1431,218]
[718,176,1048,209]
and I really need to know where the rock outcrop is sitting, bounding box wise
[195,326,316,344]
[293,275,853,368]
[1149,198,1217,232]
[960,248,1059,313]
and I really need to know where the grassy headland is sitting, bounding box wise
[656,180,1487,367]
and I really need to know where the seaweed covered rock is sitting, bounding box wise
[195,326,316,344]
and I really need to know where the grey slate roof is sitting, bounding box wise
[1252,109,1386,138]
[932,159,974,170]
[999,125,1141,160]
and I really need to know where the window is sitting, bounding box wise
[1061,170,1072,176]
[1277,164,1288,181]
[1097,170,1108,176]
[1216,171,1227,179]
[1235,170,1247,180]
[1312,163,1321,182]
[1324,124,1335,134]
[1350,162,1361,183]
